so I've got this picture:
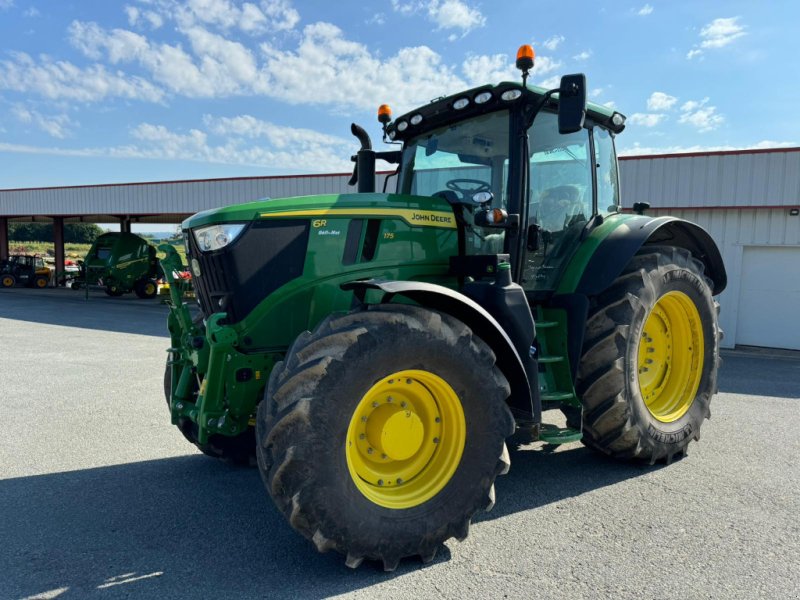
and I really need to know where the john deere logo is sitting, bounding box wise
[411,212,453,225]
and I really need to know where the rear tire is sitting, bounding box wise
[257,304,514,571]
[1,274,15,288]
[105,284,124,297]
[34,275,49,289]
[572,246,721,464]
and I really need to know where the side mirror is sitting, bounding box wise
[557,74,587,134]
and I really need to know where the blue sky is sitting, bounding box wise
[1,0,798,189]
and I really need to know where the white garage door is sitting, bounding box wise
[736,246,800,350]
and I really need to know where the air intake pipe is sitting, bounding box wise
[348,123,402,194]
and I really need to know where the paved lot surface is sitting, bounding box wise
[1,287,799,599]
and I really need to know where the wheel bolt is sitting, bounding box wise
[361,416,367,422]
[387,396,393,403]
[388,379,394,384]
[406,379,412,384]
[372,401,379,408]
[433,437,440,444]
[397,478,403,484]
[377,479,384,486]
[435,417,441,423]
[400,401,407,408]
[359,433,365,440]
[367,447,374,454]
[381,453,387,460]
[646,358,653,364]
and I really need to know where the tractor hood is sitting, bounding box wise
[182,193,457,231]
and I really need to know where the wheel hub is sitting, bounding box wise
[345,369,466,509]
[637,291,704,423]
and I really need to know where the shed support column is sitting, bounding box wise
[120,216,132,234]
[0,217,8,261]
[53,217,65,287]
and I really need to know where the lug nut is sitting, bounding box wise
[400,401,407,408]
[406,379,412,384]
[377,479,384,486]
[361,416,367,422]
[367,448,374,454]
[372,401,379,408]
[435,417,441,423]
[387,396,393,403]
[397,478,403,484]
[359,433,365,440]
[433,437,440,444]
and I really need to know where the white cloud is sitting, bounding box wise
[0,51,165,102]
[541,35,564,51]
[637,4,653,16]
[68,20,258,97]
[366,13,386,25]
[590,87,603,98]
[627,113,666,127]
[23,6,40,17]
[0,114,354,172]
[0,0,14,10]
[11,104,76,138]
[391,0,485,35]
[573,50,591,61]
[462,52,561,86]
[687,16,746,59]
[678,97,724,132]
[647,91,677,111]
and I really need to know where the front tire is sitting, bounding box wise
[257,304,514,570]
[573,246,721,464]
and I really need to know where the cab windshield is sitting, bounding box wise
[399,110,511,254]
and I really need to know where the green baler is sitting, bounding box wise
[161,54,726,570]
[76,232,160,298]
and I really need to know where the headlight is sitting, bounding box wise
[396,120,408,132]
[410,114,423,125]
[193,223,246,252]
[501,89,522,101]
[474,91,492,104]
[453,97,470,110]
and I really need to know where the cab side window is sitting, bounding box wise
[594,127,620,214]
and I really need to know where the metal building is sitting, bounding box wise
[620,147,800,351]
[1,147,799,350]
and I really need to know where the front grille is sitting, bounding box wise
[187,220,310,322]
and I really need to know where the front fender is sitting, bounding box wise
[342,279,536,422]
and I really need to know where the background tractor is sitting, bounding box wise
[160,45,725,571]
[0,254,51,289]
[73,232,161,298]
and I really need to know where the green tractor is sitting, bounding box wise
[161,47,725,571]
[74,232,161,298]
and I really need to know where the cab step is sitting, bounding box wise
[538,423,583,445]
[537,355,564,364]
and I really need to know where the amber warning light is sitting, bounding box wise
[378,104,392,124]
[516,44,535,85]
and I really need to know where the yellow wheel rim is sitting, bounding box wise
[36,278,47,288]
[2,276,13,287]
[145,282,156,295]
[345,369,466,509]
[637,291,704,423]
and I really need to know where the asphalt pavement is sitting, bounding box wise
[1,287,798,599]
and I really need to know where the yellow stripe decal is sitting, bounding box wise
[260,208,457,229]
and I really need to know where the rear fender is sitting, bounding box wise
[342,279,536,422]
[574,216,727,296]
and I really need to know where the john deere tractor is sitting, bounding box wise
[161,45,725,571]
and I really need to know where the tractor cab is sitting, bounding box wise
[385,74,626,297]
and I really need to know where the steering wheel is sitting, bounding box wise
[445,178,492,202]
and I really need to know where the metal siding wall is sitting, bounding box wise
[620,150,800,208]
[649,206,800,348]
